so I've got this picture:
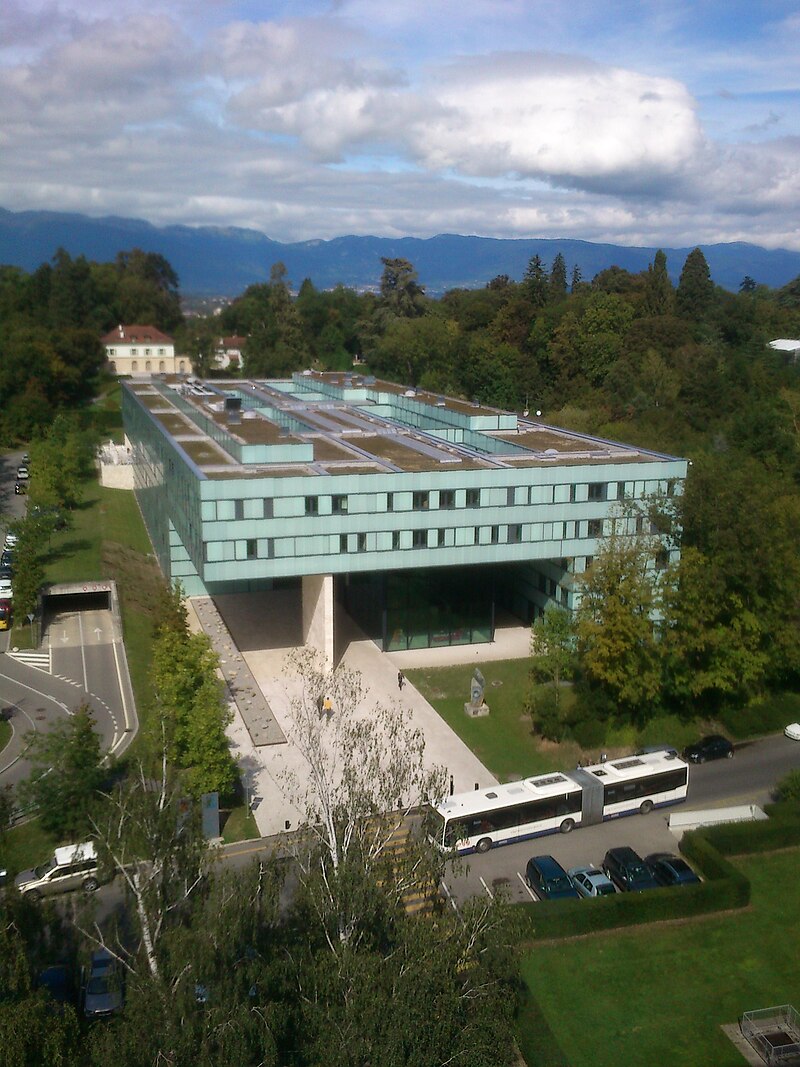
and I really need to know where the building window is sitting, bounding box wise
[305,496,318,516]
[561,587,569,607]
[666,479,676,497]
[145,360,152,371]
[440,489,455,510]
[332,494,348,514]
[413,529,426,548]
[491,525,499,544]
[587,482,607,502]
[508,524,522,544]
[506,487,515,506]
[569,484,577,503]
[386,493,394,512]
[246,539,257,560]
[466,488,480,508]
[616,481,627,500]
[340,534,349,553]
[263,498,273,519]
[584,556,594,570]
[413,491,429,511]
[655,548,670,570]
[159,360,165,371]
[392,531,400,550]
[636,516,645,534]
[145,348,152,356]
[587,519,603,537]
[234,499,244,520]
[438,528,446,547]
[108,348,115,356]
[158,348,165,356]
[473,526,480,544]
[357,533,367,552]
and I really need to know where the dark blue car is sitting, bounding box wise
[646,853,701,887]
[525,855,581,900]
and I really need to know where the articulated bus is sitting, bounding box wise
[429,749,689,855]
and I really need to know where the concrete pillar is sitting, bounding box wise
[302,574,334,668]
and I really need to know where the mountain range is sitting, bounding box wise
[1,206,799,296]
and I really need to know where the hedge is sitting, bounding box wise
[718,691,800,739]
[694,802,800,856]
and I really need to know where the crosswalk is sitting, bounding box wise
[4,647,51,673]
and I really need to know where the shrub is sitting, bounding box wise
[527,686,567,742]
[571,718,605,750]
[718,691,800,739]
[636,714,697,751]
[775,770,800,803]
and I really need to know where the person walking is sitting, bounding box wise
[397,671,404,691]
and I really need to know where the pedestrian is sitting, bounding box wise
[322,694,333,720]
[397,670,404,691]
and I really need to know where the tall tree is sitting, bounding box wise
[523,254,548,308]
[378,257,427,319]
[19,703,105,837]
[530,603,576,706]
[549,252,568,301]
[676,247,715,319]
[642,249,674,316]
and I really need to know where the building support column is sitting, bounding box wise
[302,574,334,669]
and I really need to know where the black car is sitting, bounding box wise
[0,564,12,581]
[683,734,734,763]
[525,855,581,900]
[646,853,701,887]
[602,847,660,892]
[0,551,13,569]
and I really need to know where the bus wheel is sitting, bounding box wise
[475,838,492,854]
[639,800,654,815]
[559,818,575,834]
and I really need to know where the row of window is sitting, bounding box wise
[202,519,618,563]
[110,360,183,373]
[303,480,677,517]
[107,347,168,356]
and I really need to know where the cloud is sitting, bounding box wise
[406,53,705,194]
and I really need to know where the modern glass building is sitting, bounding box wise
[122,372,687,662]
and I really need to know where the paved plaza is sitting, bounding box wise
[188,589,530,837]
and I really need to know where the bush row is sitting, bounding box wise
[695,802,800,855]
[718,691,800,739]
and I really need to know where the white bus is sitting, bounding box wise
[429,749,689,854]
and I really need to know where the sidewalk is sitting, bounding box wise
[190,595,529,838]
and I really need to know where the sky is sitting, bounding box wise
[2,0,800,249]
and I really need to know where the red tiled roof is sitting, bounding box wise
[101,324,174,344]
[219,336,247,349]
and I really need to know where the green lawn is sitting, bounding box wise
[222,803,260,844]
[0,818,58,877]
[518,848,800,1066]
[406,660,584,780]
[0,720,10,753]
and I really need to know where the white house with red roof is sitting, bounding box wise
[213,335,246,371]
[101,324,184,376]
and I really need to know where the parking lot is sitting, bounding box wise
[443,807,683,906]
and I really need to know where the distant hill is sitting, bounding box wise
[1,206,799,296]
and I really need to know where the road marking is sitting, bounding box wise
[77,611,89,692]
[440,878,460,913]
[0,669,70,714]
[0,703,38,773]
[517,871,537,901]
[479,875,494,900]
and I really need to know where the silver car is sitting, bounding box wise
[568,865,617,898]
[15,842,101,900]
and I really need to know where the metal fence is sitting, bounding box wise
[742,1005,800,1064]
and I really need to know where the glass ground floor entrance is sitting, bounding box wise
[341,565,497,652]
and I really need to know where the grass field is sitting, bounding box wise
[518,848,800,1066]
[0,719,10,753]
[406,660,584,780]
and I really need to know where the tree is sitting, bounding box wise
[676,247,715,319]
[575,536,664,720]
[549,252,568,301]
[523,253,548,308]
[19,703,105,837]
[642,249,674,316]
[378,257,426,320]
[739,275,757,293]
[530,604,575,705]
[570,263,583,292]
[775,769,800,802]
[279,650,446,943]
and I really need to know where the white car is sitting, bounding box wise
[0,578,12,598]
[785,723,800,741]
[3,533,18,549]
[568,865,617,897]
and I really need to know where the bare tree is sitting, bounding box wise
[280,649,447,947]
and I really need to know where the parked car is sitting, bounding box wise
[525,855,581,900]
[785,723,800,741]
[568,865,617,898]
[15,842,102,901]
[83,949,124,1019]
[0,550,14,568]
[16,466,29,481]
[14,481,27,495]
[683,735,734,763]
[3,533,17,549]
[0,578,12,598]
[0,564,12,581]
[645,852,701,887]
[602,847,660,892]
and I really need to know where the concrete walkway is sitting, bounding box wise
[189,592,528,837]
